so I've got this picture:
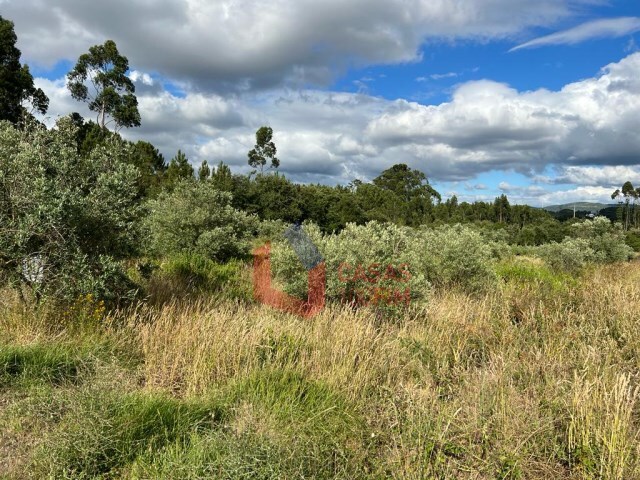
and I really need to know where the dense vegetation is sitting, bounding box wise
[2,17,640,479]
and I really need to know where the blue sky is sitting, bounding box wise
[6,0,640,206]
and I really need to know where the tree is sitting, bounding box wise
[198,160,211,181]
[612,182,637,231]
[372,164,440,226]
[246,174,302,222]
[211,161,234,192]
[0,117,141,303]
[493,194,511,223]
[373,164,439,203]
[248,126,279,174]
[165,150,194,189]
[0,16,49,124]
[67,40,140,130]
[145,180,258,262]
[128,140,167,198]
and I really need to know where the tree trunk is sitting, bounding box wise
[100,102,106,129]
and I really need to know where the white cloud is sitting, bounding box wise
[34,53,640,194]
[537,186,618,206]
[128,71,154,86]
[8,0,597,92]
[554,166,640,186]
[430,72,458,80]
[365,53,640,179]
[510,17,640,52]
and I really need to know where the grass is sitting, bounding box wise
[1,261,640,478]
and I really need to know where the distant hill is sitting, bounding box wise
[543,202,616,213]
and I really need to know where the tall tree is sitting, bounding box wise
[612,182,637,231]
[373,164,439,203]
[128,140,167,198]
[211,161,234,192]
[0,16,49,124]
[198,160,211,181]
[67,40,140,130]
[493,194,511,224]
[165,150,194,189]
[372,163,440,226]
[248,126,279,174]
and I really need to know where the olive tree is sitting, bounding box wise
[145,180,258,262]
[0,117,141,303]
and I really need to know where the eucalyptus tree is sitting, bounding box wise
[248,126,279,174]
[67,40,140,130]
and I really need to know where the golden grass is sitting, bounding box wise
[2,262,640,478]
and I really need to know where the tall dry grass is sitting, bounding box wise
[121,262,640,478]
[2,262,640,478]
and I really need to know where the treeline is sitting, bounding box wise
[66,120,568,243]
[1,17,639,308]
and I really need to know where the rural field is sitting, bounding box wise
[3,5,640,479]
[2,258,640,479]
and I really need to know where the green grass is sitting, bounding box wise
[2,261,640,479]
[0,343,95,389]
[31,390,224,478]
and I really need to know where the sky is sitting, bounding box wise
[4,0,640,206]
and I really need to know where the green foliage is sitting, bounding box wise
[211,161,234,192]
[128,140,167,197]
[145,180,258,262]
[197,160,211,181]
[130,369,364,478]
[495,257,577,293]
[271,221,429,311]
[33,391,222,477]
[0,16,49,125]
[165,149,194,189]
[0,343,92,388]
[535,238,597,274]
[67,39,140,129]
[0,118,141,303]
[569,216,633,263]
[417,224,500,292]
[248,126,279,174]
[533,217,633,273]
[372,163,440,226]
[625,230,640,252]
[150,253,250,302]
[250,173,302,222]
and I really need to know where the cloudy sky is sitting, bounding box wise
[5,0,640,205]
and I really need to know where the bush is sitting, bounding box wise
[569,216,633,263]
[0,117,141,304]
[270,221,429,312]
[535,217,634,273]
[535,238,597,274]
[145,180,258,263]
[416,224,500,292]
[625,230,640,252]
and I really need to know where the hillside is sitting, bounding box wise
[542,202,616,213]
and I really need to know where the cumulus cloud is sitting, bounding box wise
[9,0,596,92]
[538,186,619,206]
[34,53,640,200]
[553,166,640,186]
[365,53,640,178]
[510,17,640,52]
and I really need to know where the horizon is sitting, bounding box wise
[5,0,640,206]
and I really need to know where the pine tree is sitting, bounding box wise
[198,160,211,181]
[0,15,49,124]
[165,150,194,189]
